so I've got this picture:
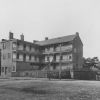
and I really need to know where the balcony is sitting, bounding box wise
[13,49,40,56]
[42,45,73,54]
[13,58,23,62]
[42,48,72,54]
[41,59,72,64]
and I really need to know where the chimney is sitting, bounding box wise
[20,34,24,41]
[33,40,38,43]
[45,37,48,40]
[76,32,79,36]
[9,31,13,39]
[2,39,7,41]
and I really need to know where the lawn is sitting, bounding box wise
[0,79,100,100]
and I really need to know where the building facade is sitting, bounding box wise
[0,32,83,78]
[0,32,40,77]
[36,32,83,78]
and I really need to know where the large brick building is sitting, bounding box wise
[0,32,83,78]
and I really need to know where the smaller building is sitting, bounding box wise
[0,32,40,77]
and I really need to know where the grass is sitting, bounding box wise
[0,79,100,100]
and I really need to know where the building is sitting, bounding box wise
[0,32,40,77]
[36,32,83,78]
[0,32,83,78]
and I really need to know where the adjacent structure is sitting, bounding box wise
[0,32,40,77]
[0,32,83,78]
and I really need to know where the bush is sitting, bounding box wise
[74,69,96,80]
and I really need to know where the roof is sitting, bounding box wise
[16,39,39,47]
[35,34,77,46]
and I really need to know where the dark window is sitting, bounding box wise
[29,55,31,60]
[35,56,37,61]
[47,56,49,61]
[17,43,19,46]
[24,54,26,61]
[30,45,31,51]
[24,44,26,50]
[69,55,72,59]
[17,53,19,59]
[8,53,11,58]
[60,55,62,60]
[30,63,34,66]
[3,43,6,49]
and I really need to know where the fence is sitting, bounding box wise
[12,70,71,79]
[12,70,47,78]
[12,70,97,80]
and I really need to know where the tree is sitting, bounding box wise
[83,57,99,70]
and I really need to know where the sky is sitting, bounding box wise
[0,0,100,59]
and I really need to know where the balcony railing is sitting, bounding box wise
[13,58,23,61]
[42,48,72,54]
[13,58,40,63]
[41,59,72,63]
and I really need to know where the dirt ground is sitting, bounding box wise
[0,78,100,100]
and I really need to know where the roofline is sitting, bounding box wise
[35,34,76,46]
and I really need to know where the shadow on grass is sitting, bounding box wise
[2,86,58,95]
[21,87,52,95]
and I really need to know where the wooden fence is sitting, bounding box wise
[12,70,98,80]
[12,70,47,78]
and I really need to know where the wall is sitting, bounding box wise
[16,62,39,72]
[1,40,16,77]
[73,35,83,70]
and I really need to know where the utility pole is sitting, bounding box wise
[47,53,50,80]
[59,43,62,79]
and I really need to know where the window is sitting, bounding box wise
[24,54,26,61]
[47,47,50,51]
[3,54,6,59]
[12,42,16,49]
[30,45,31,51]
[47,56,49,61]
[35,56,37,61]
[1,67,4,72]
[29,55,31,60]
[69,55,72,60]
[13,53,16,59]
[45,47,50,52]
[12,66,16,72]
[60,55,63,60]
[3,43,6,49]
[24,44,26,50]
[17,53,19,59]
[8,53,11,58]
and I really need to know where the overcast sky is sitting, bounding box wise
[0,0,100,59]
